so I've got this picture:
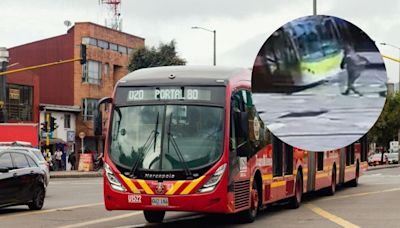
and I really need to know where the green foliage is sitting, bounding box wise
[368,92,400,150]
[128,40,186,72]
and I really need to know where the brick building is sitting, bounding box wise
[5,69,40,124]
[8,22,145,155]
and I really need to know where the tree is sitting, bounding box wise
[128,40,186,72]
[368,92,400,151]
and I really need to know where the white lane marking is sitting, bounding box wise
[0,203,103,220]
[58,212,142,228]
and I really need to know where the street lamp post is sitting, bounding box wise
[191,26,216,66]
[380,42,400,90]
[380,42,400,162]
[0,47,9,123]
[313,0,317,15]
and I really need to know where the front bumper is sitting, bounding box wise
[104,179,231,214]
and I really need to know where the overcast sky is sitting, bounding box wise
[1,0,400,82]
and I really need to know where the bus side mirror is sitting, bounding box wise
[94,97,113,137]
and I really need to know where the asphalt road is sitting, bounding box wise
[1,167,400,227]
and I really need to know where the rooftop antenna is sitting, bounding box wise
[99,0,122,31]
[64,20,72,31]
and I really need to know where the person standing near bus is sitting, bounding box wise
[340,44,370,96]
[55,148,63,171]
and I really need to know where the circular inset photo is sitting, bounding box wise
[251,15,387,151]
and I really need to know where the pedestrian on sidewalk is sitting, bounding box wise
[340,44,370,96]
[68,153,76,170]
[55,148,63,171]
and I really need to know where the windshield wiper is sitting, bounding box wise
[129,112,160,177]
[167,114,193,178]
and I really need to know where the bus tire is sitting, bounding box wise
[143,210,165,223]
[238,179,260,223]
[288,171,303,209]
[325,167,336,196]
[348,162,359,187]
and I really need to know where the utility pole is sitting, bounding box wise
[0,47,9,123]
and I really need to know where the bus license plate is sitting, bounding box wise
[151,197,169,206]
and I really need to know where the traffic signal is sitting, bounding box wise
[80,44,87,65]
[41,121,48,133]
[50,116,58,132]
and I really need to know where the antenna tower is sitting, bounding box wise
[99,0,122,31]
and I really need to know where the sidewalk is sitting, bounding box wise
[50,170,103,178]
[367,164,400,171]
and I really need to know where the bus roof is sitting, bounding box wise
[117,66,250,87]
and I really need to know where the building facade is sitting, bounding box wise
[8,22,145,155]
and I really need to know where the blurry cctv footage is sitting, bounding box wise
[251,15,387,152]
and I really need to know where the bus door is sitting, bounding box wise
[339,148,346,184]
[271,134,287,200]
[229,90,252,210]
[307,152,316,192]
[345,144,356,181]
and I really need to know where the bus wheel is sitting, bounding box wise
[325,167,336,196]
[143,210,165,223]
[289,172,303,209]
[238,180,259,223]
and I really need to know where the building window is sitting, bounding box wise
[118,45,127,54]
[64,114,71,129]
[104,63,109,77]
[82,37,97,46]
[6,84,33,121]
[110,43,118,51]
[82,60,102,84]
[82,98,98,121]
[98,40,109,49]
[128,48,135,56]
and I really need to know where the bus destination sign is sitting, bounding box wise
[127,87,212,101]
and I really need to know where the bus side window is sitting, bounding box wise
[284,144,293,175]
[317,152,324,171]
[272,134,283,177]
[346,144,355,166]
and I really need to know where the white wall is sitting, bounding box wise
[39,111,76,143]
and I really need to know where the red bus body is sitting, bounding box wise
[100,66,368,221]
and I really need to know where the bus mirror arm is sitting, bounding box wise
[94,97,113,137]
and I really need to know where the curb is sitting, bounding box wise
[50,171,103,179]
[367,164,400,171]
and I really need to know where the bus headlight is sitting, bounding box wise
[198,164,226,193]
[105,163,126,192]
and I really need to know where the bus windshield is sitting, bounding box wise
[109,105,224,174]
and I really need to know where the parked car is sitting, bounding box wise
[387,152,399,164]
[368,153,387,166]
[0,144,50,187]
[0,148,46,210]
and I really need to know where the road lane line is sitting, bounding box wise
[320,187,400,202]
[305,204,360,228]
[0,202,103,220]
[58,212,142,228]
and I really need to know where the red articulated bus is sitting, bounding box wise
[94,66,369,223]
